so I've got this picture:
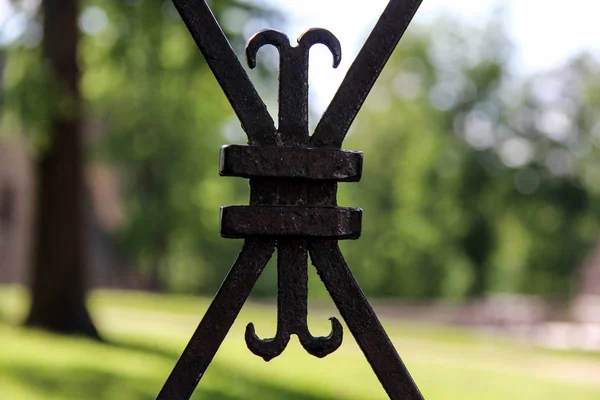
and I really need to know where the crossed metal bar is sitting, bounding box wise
[157,1,424,399]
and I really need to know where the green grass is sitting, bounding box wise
[1,285,600,399]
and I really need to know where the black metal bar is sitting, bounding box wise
[156,239,276,399]
[311,0,423,148]
[219,145,363,181]
[246,239,309,361]
[220,205,362,239]
[171,0,276,145]
[309,240,424,400]
[278,239,343,359]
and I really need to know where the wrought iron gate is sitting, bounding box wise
[157,1,424,398]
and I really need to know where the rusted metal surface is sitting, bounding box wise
[158,0,424,399]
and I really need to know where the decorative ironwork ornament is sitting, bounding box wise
[157,1,424,399]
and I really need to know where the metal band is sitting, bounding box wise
[219,145,363,182]
[220,206,362,239]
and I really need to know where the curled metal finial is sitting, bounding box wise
[245,28,342,141]
[246,28,341,69]
[297,317,344,358]
[245,317,343,361]
[246,29,290,68]
[297,28,341,68]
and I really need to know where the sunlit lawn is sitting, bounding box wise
[1,285,600,399]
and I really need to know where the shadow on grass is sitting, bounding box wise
[108,337,179,361]
[195,364,341,400]
[2,364,156,400]
[3,337,341,400]
[2,364,340,400]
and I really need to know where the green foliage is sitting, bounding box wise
[1,0,282,293]
[4,2,600,299]
[77,0,281,292]
[339,12,600,299]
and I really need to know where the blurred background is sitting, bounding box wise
[1,0,600,398]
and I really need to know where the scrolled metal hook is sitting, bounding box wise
[246,29,290,69]
[245,315,343,361]
[297,28,342,68]
[297,316,343,358]
[245,321,290,362]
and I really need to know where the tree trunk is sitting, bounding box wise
[464,216,493,298]
[25,0,99,338]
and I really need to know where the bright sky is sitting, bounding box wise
[258,0,600,113]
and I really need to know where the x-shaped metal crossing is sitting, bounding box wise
[157,1,424,399]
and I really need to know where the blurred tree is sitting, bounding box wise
[24,0,100,337]
[0,0,278,336]
[504,54,600,298]
[340,11,600,299]
[4,2,600,303]
[88,6,600,300]
[84,0,280,293]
